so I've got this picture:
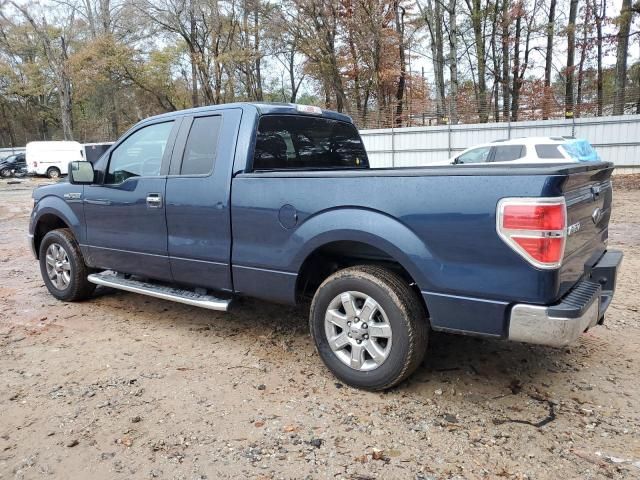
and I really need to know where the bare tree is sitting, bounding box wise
[466,0,488,122]
[565,0,578,118]
[593,0,605,116]
[419,0,446,123]
[614,0,633,115]
[543,0,556,119]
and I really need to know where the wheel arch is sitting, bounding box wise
[32,198,82,259]
[291,208,433,304]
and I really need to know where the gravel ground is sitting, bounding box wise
[0,177,638,480]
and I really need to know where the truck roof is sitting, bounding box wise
[142,102,353,125]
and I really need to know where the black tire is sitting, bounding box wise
[39,228,95,301]
[46,167,61,179]
[0,168,11,178]
[309,265,428,391]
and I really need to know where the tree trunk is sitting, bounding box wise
[253,3,263,101]
[448,0,458,123]
[423,0,446,123]
[576,4,591,116]
[594,0,605,116]
[614,0,632,115]
[565,0,578,119]
[543,0,556,119]
[470,0,488,122]
[394,3,407,126]
[501,0,510,121]
[510,12,521,121]
[189,2,199,108]
[59,35,73,139]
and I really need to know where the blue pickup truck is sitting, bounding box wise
[29,103,622,390]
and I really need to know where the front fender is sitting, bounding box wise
[30,194,84,244]
[288,207,436,290]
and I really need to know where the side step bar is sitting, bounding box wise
[87,271,231,312]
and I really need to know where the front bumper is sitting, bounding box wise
[508,250,623,347]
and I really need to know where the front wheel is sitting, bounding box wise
[309,266,428,391]
[39,229,95,301]
[0,168,11,178]
[46,167,61,179]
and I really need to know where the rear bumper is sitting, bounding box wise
[508,250,623,347]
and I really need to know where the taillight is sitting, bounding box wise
[33,161,38,167]
[497,198,567,269]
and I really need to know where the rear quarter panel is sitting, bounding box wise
[231,170,576,335]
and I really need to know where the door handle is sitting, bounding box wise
[146,193,163,208]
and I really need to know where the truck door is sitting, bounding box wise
[165,108,242,292]
[83,119,180,281]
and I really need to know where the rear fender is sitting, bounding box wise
[290,207,434,290]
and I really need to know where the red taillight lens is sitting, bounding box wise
[512,237,564,264]
[497,198,567,268]
[502,204,565,231]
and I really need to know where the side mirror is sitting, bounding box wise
[68,161,94,185]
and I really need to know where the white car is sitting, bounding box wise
[26,141,84,178]
[446,137,601,165]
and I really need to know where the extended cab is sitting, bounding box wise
[29,103,622,390]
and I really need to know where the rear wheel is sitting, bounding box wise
[39,229,95,301]
[0,168,11,178]
[46,167,61,179]
[309,265,428,391]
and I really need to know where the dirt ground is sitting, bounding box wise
[0,177,638,480]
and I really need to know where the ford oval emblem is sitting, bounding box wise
[591,207,603,225]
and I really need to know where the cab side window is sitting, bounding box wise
[492,145,525,162]
[180,116,222,175]
[106,121,174,184]
[456,147,491,164]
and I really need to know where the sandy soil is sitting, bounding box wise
[0,177,638,480]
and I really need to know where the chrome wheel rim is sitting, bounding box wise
[45,243,71,290]
[49,169,59,178]
[324,291,393,371]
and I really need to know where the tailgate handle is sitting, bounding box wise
[591,185,601,199]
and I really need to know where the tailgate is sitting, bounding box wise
[559,164,613,296]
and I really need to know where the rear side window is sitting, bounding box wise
[493,145,524,162]
[253,115,368,170]
[180,115,222,175]
[535,144,565,159]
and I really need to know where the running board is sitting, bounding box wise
[87,272,231,311]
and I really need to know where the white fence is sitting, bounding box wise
[360,114,640,171]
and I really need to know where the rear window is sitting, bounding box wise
[535,144,565,159]
[253,115,368,170]
[492,145,524,162]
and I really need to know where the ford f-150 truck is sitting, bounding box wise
[29,103,622,390]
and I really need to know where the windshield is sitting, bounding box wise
[253,115,369,170]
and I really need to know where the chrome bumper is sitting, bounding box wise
[508,250,622,347]
[509,296,600,347]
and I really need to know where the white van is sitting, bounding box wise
[26,141,84,178]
